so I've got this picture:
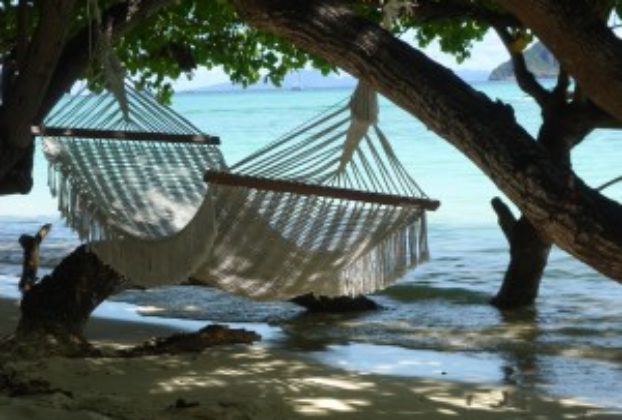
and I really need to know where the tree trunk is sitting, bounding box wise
[491,200,552,309]
[0,1,77,192]
[232,0,622,284]
[16,245,124,355]
[491,91,590,308]
[0,142,34,195]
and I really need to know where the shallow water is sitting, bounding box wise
[1,82,622,411]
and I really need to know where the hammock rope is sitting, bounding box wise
[40,80,440,300]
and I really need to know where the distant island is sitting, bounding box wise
[184,69,489,93]
[489,41,559,81]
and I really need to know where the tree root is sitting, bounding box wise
[291,293,379,313]
[116,324,261,357]
[0,332,101,359]
[3,324,261,360]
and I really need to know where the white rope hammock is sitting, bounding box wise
[40,81,439,300]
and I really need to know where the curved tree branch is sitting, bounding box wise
[551,68,570,103]
[491,197,517,241]
[497,0,622,123]
[0,0,77,148]
[493,25,549,107]
[233,0,622,282]
[0,0,77,192]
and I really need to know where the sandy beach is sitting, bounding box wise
[1,297,620,420]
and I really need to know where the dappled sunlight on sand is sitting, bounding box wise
[294,397,370,414]
[5,344,615,419]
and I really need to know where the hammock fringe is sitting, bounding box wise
[41,81,438,300]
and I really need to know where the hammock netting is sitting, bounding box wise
[42,82,437,300]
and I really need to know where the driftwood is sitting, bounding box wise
[118,324,261,357]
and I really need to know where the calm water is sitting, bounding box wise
[1,82,622,410]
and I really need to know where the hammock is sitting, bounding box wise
[40,82,439,300]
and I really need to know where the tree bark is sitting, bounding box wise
[18,224,52,293]
[497,0,622,123]
[0,0,77,193]
[16,245,124,354]
[232,0,622,284]
[491,199,551,309]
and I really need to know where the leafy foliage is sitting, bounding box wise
[351,1,490,64]
[1,0,335,103]
[412,20,488,63]
[2,0,617,103]
[111,1,335,102]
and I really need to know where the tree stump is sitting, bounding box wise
[12,224,125,356]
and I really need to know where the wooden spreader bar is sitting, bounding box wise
[204,170,441,210]
[32,125,220,145]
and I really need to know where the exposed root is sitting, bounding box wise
[1,332,101,359]
[291,293,379,313]
[116,324,261,357]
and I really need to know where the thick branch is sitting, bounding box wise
[0,142,34,194]
[551,68,570,103]
[493,25,549,107]
[0,0,77,190]
[498,0,622,122]
[565,101,622,140]
[16,0,29,67]
[0,0,77,148]
[233,0,622,282]
[491,197,517,241]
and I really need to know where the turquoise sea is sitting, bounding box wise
[1,82,622,410]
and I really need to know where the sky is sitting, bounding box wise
[173,31,509,91]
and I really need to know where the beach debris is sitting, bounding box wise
[118,324,261,357]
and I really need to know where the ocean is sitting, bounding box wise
[1,82,622,410]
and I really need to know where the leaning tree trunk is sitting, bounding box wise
[233,0,622,284]
[491,203,552,308]
[491,104,589,308]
